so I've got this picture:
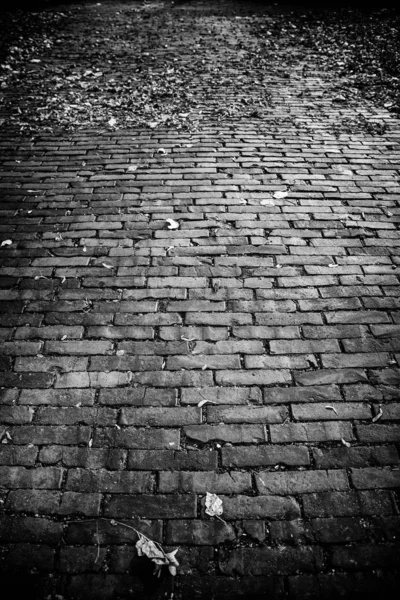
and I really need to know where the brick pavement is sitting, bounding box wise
[0,1,400,598]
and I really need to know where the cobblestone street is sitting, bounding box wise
[0,1,400,598]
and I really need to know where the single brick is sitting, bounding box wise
[215,370,291,385]
[270,422,354,443]
[159,471,252,494]
[59,492,102,516]
[221,445,310,468]
[302,490,395,517]
[104,494,197,518]
[181,387,262,405]
[0,466,64,489]
[222,495,301,520]
[207,406,287,424]
[351,467,400,489]
[264,385,342,404]
[65,468,153,493]
[219,546,323,576]
[127,450,218,471]
[256,470,349,495]
[165,520,235,545]
[184,424,266,444]
[292,403,371,421]
[312,446,399,469]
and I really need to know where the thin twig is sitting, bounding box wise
[94,521,100,563]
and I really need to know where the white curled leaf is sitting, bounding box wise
[1,239,12,247]
[108,117,117,127]
[165,548,179,567]
[205,492,223,518]
[136,535,165,562]
[325,405,338,415]
[341,438,351,448]
[197,399,217,407]
[181,335,196,342]
[372,407,383,423]
[273,191,288,199]
[166,218,179,230]
[102,262,113,269]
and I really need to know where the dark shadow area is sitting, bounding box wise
[2,0,400,14]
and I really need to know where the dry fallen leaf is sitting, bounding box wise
[136,532,179,578]
[205,492,224,518]
[325,405,338,415]
[108,117,117,127]
[372,407,383,423]
[273,191,288,199]
[341,438,351,448]
[166,218,179,230]
[1,240,12,247]
[102,263,114,269]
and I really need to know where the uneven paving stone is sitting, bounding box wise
[0,0,400,598]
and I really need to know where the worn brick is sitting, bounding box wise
[222,445,310,467]
[159,471,252,494]
[0,466,64,489]
[219,546,323,576]
[270,422,354,443]
[256,470,349,495]
[66,469,153,494]
[127,449,218,471]
[165,520,235,545]
[104,495,197,518]
[303,490,396,518]
[184,424,266,444]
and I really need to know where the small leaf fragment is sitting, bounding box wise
[197,399,217,407]
[372,407,383,423]
[102,262,114,269]
[325,405,338,415]
[341,438,351,448]
[273,191,288,199]
[181,335,196,342]
[166,218,179,230]
[1,239,12,247]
